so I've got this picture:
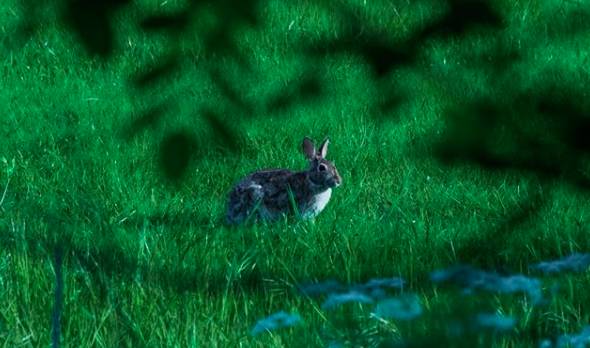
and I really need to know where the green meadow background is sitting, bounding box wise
[1,0,589,346]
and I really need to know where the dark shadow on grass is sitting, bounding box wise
[1,1,55,51]
[304,26,419,80]
[71,236,266,296]
[266,75,323,114]
[434,86,590,191]
[417,0,504,41]
[372,83,408,124]
[159,131,199,182]
[208,68,255,117]
[132,56,180,90]
[121,103,169,140]
[452,189,549,269]
[201,109,243,153]
[4,209,266,300]
[140,12,191,33]
[302,2,419,79]
[63,0,131,58]
[544,7,590,38]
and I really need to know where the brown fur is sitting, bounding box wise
[226,138,341,224]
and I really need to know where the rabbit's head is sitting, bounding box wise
[302,137,342,189]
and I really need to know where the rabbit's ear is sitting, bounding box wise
[318,138,330,158]
[302,137,316,159]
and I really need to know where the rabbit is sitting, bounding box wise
[226,137,342,224]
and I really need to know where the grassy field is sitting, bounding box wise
[1,0,590,346]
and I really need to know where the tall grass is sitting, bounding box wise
[1,0,589,346]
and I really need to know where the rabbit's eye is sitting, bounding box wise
[318,163,327,172]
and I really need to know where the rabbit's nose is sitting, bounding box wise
[334,176,342,187]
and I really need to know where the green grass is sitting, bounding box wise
[1,0,590,346]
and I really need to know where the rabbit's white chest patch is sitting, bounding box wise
[303,189,332,218]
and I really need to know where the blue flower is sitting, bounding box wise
[251,311,302,336]
[357,277,406,290]
[541,326,590,347]
[556,326,590,348]
[475,313,516,331]
[352,277,406,299]
[372,294,422,321]
[298,279,344,297]
[530,253,590,274]
[322,291,375,310]
[431,265,543,304]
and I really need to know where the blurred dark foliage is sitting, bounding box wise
[436,86,590,190]
[64,0,131,58]
[208,68,255,117]
[132,56,180,90]
[2,0,54,50]
[307,34,418,79]
[1,205,265,298]
[159,132,197,181]
[13,0,588,186]
[377,89,407,120]
[452,188,548,268]
[121,103,169,140]
[201,109,243,153]
[544,7,590,38]
[140,11,190,33]
[266,75,323,113]
[306,2,419,78]
[418,0,504,40]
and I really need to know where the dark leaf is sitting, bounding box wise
[159,132,195,181]
[133,57,180,89]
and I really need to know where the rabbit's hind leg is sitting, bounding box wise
[226,182,263,224]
